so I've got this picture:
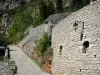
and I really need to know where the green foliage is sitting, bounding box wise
[64,0,90,12]
[47,1,55,16]
[39,1,48,20]
[14,10,33,31]
[7,7,34,43]
[39,0,55,20]
[38,33,51,56]
[56,0,63,13]
[33,10,44,27]
[7,1,44,43]
[0,37,10,45]
[70,0,83,11]
[8,29,25,44]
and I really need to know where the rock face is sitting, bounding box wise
[0,0,30,10]
[0,0,30,29]
[2,13,13,27]
[0,61,16,75]
[0,0,19,10]
[52,1,100,75]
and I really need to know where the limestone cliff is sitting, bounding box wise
[0,0,30,28]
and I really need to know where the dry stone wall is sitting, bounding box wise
[18,23,53,57]
[0,61,16,75]
[52,1,100,75]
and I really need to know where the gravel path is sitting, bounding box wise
[9,45,50,75]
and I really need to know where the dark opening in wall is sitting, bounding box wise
[82,41,89,53]
[80,33,83,41]
[73,22,78,31]
[59,45,63,55]
[94,55,96,58]
[80,69,81,72]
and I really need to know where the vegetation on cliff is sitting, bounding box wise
[7,6,37,43]
[7,0,55,43]
[6,0,91,44]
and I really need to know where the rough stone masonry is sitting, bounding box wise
[52,1,100,75]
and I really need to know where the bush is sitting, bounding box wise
[38,33,51,56]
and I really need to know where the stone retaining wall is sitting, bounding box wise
[18,23,53,57]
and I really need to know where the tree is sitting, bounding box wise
[39,1,48,20]
[39,0,55,19]
[56,0,63,13]
[82,0,90,6]
[70,0,83,11]
[47,1,55,16]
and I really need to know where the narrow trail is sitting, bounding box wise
[9,45,50,75]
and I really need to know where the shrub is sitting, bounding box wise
[38,33,51,56]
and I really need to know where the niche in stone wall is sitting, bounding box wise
[82,41,89,53]
[80,32,83,41]
[59,45,63,55]
[73,21,78,31]
[80,69,81,72]
[94,55,96,58]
